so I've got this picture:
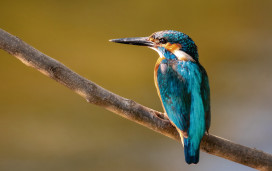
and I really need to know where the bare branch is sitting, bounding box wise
[0,28,271,170]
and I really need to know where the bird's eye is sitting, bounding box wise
[159,38,167,44]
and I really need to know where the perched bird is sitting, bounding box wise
[110,30,210,164]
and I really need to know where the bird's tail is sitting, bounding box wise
[183,138,200,164]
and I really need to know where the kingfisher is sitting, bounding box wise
[110,30,210,164]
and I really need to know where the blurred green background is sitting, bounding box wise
[0,0,272,171]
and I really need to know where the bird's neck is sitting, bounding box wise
[172,49,196,62]
[150,46,197,62]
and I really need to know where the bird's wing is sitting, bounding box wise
[200,66,211,132]
[155,61,191,133]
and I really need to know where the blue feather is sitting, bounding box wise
[156,59,208,164]
[184,138,200,164]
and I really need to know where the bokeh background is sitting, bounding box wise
[0,0,272,171]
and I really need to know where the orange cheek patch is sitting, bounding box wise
[163,43,181,52]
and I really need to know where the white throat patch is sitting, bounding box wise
[173,49,195,62]
[149,47,195,62]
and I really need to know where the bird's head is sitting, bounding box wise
[110,30,198,62]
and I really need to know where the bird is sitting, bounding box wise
[110,30,210,164]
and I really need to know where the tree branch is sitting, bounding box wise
[0,28,271,170]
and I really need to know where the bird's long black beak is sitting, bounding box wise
[109,37,154,47]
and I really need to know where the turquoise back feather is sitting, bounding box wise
[156,59,208,164]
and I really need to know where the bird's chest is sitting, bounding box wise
[155,59,186,81]
[154,59,201,94]
[155,60,184,93]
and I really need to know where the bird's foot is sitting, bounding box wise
[155,111,169,120]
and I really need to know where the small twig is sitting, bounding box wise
[0,28,271,170]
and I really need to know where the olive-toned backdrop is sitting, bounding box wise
[0,1,272,170]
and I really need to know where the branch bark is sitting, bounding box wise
[0,28,271,170]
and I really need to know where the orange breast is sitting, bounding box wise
[163,43,182,52]
[154,57,166,112]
